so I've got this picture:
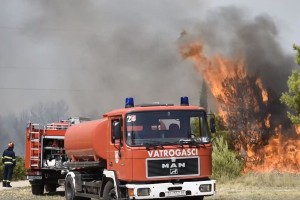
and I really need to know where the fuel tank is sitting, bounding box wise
[64,118,108,161]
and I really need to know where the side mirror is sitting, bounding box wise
[112,121,121,142]
[209,118,216,133]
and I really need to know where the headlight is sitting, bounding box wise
[137,188,151,196]
[128,188,134,197]
[199,184,212,192]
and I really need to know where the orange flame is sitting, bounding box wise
[180,42,246,120]
[244,125,300,173]
[264,113,271,128]
[256,78,268,103]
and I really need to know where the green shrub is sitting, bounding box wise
[0,157,26,181]
[0,158,3,181]
[212,134,244,182]
[13,157,27,180]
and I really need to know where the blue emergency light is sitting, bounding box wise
[180,96,189,106]
[125,97,134,108]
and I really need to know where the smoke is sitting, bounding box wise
[178,6,296,94]
[0,100,70,154]
[0,0,208,118]
[0,0,208,155]
[0,1,297,156]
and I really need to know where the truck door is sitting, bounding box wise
[107,116,132,180]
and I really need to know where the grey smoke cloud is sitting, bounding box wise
[178,6,296,94]
[0,0,207,118]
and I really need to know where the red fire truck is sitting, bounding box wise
[25,117,89,194]
[25,97,216,199]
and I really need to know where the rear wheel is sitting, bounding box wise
[103,181,117,200]
[31,184,44,195]
[45,184,57,193]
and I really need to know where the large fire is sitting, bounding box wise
[181,42,300,173]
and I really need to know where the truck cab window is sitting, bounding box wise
[111,119,122,143]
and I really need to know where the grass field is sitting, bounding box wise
[207,173,300,200]
[1,173,300,200]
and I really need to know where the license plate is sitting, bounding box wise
[165,190,186,197]
[27,176,42,180]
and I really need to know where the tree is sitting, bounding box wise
[0,100,70,156]
[200,80,208,110]
[280,44,300,124]
[294,44,300,65]
[29,100,69,124]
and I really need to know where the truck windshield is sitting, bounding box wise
[125,110,211,147]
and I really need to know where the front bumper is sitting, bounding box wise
[126,179,216,199]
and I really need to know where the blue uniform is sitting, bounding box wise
[2,147,16,187]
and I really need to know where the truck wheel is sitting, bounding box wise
[65,176,77,200]
[182,196,204,200]
[65,176,90,200]
[45,184,57,193]
[32,184,44,195]
[103,181,117,200]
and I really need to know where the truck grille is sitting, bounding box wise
[146,157,199,178]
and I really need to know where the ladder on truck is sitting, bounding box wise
[29,124,41,168]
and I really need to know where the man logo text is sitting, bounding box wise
[162,162,186,169]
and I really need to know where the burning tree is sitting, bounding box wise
[218,75,269,159]
[181,42,300,173]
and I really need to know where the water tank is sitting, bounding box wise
[64,118,108,161]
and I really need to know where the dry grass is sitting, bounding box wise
[0,187,64,200]
[234,172,300,187]
[1,173,300,200]
[207,173,300,200]
[206,184,300,200]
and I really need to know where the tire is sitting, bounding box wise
[45,184,57,193]
[103,181,117,200]
[65,176,91,200]
[32,184,44,195]
[65,176,77,200]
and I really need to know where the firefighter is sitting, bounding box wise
[2,142,16,187]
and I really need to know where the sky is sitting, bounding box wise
[0,0,299,118]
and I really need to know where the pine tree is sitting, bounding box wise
[200,80,208,110]
[280,44,300,124]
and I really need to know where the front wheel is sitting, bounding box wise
[103,181,117,200]
[182,196,204,200]
[65,176,91,200]
[65,176,76,200]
